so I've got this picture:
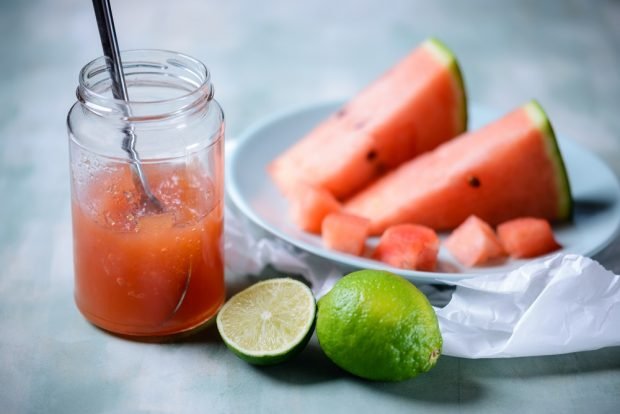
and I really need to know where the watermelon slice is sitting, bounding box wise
[372,224,439,271]
[288,182,341,234]
[497,217,561,258]
[269,38,467,199]
[345,101,573,234]
[444,215,506,267]
[321,213,370,256]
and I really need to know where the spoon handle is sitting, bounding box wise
[92,0,129,101]
[91,0,164,212]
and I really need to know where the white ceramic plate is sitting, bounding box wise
[226,101,620,283]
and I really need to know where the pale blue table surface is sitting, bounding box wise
[1,0,619,413]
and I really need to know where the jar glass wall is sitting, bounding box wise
[67,50,225,338]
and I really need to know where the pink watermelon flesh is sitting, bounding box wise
[444,215,506,267]
[321,213,370,256]
[497,217,561,258]
[345,101,572,234]
[372,224,439,271]
[269,38,467,200]
[289,182,342,234]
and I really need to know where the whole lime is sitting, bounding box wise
[316,270,442,381]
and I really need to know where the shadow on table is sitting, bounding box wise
[457,346,620,379]
[248,340,344,385]
[253,340,485,405]
[180,322,222,344]
[356,356,485,404]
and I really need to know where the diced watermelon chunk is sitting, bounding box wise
[372,224,439,271]
[444,215,506,266]
[497,217,561,258]
[321,213,370,255]
[288,182,341,234]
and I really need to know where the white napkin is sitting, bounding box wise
[224,207,620,358]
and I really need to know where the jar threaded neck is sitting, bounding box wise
[77,49,213,121]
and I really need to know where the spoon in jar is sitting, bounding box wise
[91,0,164,212]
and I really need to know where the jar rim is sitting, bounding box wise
[77,49,213,121]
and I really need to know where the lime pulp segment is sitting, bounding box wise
[216,278,316,364]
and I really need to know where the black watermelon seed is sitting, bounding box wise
[468,176,481,188]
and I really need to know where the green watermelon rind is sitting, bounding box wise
[524,100,573,221]
[423,38,468,133]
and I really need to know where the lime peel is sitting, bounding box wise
[316,270,442,381]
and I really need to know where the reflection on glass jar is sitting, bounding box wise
[67,50,225,338]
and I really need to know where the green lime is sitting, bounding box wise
[216,278,316,365]
[316,270,442,381]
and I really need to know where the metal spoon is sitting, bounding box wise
[91,0,164,212]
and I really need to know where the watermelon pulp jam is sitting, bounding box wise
[72,162,225,338]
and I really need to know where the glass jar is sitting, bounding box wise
[67,50,225,338]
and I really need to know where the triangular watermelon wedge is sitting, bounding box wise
[268,38,467,200]
[345,101,573,234]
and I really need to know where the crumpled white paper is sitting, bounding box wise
[436,254,620,358]
[224,206,620,358]
[225,205,345,296]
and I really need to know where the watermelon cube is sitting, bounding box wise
[321,213,370,256]
[372,224,439,271]
[444,215,506,266]
[497,217,561,258]
[288,182,341,234]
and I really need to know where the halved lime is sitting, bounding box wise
[216,278,316,365]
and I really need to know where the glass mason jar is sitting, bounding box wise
[67,50,225,338]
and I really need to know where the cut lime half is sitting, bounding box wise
[216,278,316,365]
